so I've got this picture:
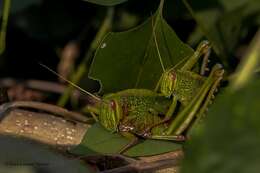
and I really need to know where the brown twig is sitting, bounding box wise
[0,101,90,123]
[0,78,84,98]
[100,150,183,173]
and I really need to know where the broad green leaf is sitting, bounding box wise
[181,78,260,173]
[71,123,130,155]
[89,5,194,93]
[71,123,182,157]
[125,139,182,157]
[82,0,128,6]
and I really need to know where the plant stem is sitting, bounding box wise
[57,7,114,106]
[0,0,11,55]
[158,0,165,14]
[230,29,260,91]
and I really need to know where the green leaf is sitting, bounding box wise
[89,5,194,93]
[181,78,260,173]
[82,0,128,6]
[125,139,182,157]
[71,123,130,155]
[71,123,182,157]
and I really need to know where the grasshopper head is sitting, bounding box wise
[160,69,177,97]
[99,99,122,132]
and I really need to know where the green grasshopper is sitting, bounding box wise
[152,31,224,136]
[41,64,187,153]
[40,39,224,152]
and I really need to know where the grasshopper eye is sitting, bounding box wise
[110,100,116,110]
[169,71,176,81]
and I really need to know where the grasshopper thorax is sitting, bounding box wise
[99,99,123,132]
[160,69,177,97]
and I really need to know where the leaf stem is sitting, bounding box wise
[158,0,165,14]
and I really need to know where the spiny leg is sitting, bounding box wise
[166,64,224,135]
[183,68,224,136]
[196,68,224,119]
[186,67,224,135]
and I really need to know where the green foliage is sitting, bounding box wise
[89,4,193,93]
[71,123,182,157]
[82,0,128,6]
[181,78,260,173]
[185,0,260,65]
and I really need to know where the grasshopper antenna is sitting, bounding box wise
[152,14,165,72]
[39,63,101,101]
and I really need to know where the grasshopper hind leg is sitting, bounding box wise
[185,69,223,136]
[166,64,224,136]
